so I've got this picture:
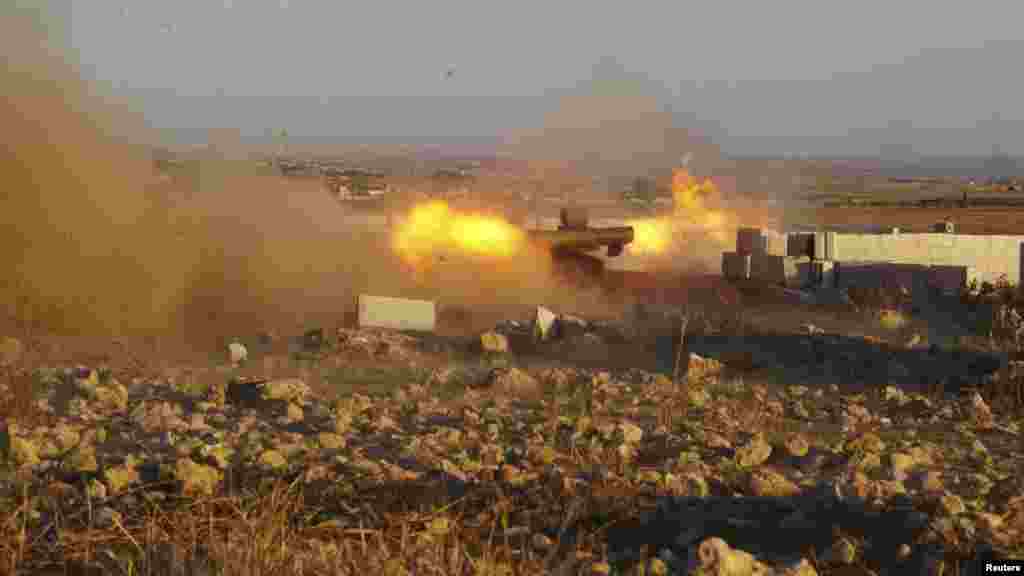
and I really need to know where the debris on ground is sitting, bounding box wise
[1,309,1021,574]
[228,340,248,365]
[301,328,325,352]
[479,330,509,354]
[535,305,558,341]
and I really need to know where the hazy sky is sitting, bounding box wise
[56,0,1024,156]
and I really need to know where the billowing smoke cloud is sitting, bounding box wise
[0,6,630,362]
[502,56,723,195]
[499,56,791,272]
[1,4,194,342]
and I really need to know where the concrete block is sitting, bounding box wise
[813,231,832,260]
[735,229,1024,289]
[722,252,751,280]
[357,295,436,332]
[786,233,814,258]
[736,228,768,255]
[535,306,558,341]
[763,229,788,256]
[750,254,802,287]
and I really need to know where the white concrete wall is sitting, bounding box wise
[732,227,1024,288]
[831,233,1024,285]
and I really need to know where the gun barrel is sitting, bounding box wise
[527,226,635,254]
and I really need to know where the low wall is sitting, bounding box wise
[829,232,1023,285]
[772,228,1024,286]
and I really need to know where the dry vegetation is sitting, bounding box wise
[4,290,1024,576]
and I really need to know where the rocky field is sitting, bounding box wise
[2,309,1024,576]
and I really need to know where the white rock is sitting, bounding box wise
[228,341,248,365]
[535,306,558,341]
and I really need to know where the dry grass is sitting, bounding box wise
[0,440,617,576]
[4,294,1024,574]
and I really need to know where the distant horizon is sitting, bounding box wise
[166,135,1024,164]
[34,0,1020,159]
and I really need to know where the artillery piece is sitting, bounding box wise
[526,207,634,258]
[525,207,635,287]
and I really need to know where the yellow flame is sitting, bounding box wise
[626,168,736,255]
[392,200,526,267]
[628,219,672,255]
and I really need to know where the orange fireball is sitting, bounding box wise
[626,168,736,255]
[391,200,526,267]
[627,218,672,255]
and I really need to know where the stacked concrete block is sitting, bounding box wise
[721,225,1024,292]
[786,233,814,259]
[813,231,836,260]
[762,229,788,256]
[722,252,752,280]
[750,254,802,287]
[736,228,768,255]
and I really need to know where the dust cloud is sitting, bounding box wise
[502,57,786,274]
[503,57,717,197]
[0,7,627,362]
[1,5,192,343]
